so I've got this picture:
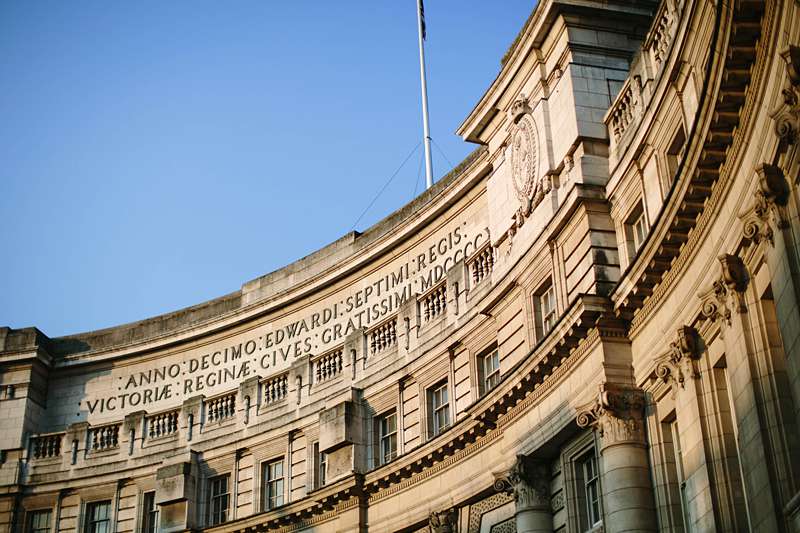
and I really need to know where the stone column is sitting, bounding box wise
[507,455,553,533]
[577,383,656,533]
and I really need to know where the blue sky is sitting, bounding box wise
[0,1,535,337]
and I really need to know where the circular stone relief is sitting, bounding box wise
[510,115,539,203]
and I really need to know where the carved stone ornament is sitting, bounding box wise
[769,46,800,145]
[655,326,701,388]
[502,455,551,512]
[576,383,646,449]
[504,95,549,247]
[429,508,458,533]
[741,164,790,246]
[701,254,750,329]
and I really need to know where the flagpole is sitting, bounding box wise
[416,0,434,190]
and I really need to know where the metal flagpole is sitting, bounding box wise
[416,0,434,189]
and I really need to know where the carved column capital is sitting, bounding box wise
[576,383,646,449]
[429,508,458,533]
[656,326,701,389]
[503,455,551,513]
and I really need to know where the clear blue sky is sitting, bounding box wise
[0,1,535,337]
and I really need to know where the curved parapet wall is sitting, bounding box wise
[3,0,800,531]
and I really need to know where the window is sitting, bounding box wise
[480,348,501,394]
[141,492,158,533]
[313,442,326,488]
[428,381,450,438]
[377,411,398,465]
[579,452,601,529]
[625,203,649,259]
[670,420,690,532]
[533,281,557,341]
[28,509,51,533]
[262,458,284,510]
[665,125,687,184]
[85,501,111,533]
[207,475,229,526]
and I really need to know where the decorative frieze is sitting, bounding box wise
[655,325,701,388]
[576,383,646,448]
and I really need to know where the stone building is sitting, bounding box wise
[3,0,800,531]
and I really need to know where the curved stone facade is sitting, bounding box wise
[3,0,800,531]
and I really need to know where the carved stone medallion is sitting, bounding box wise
[509,114,540,206]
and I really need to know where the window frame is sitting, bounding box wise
[141,491,158,533]
[262,457,285,511]
[479,347,501,395]
[84,500,112,533]
[579,451,602,529]
[28,508,52,533]
[376,410,398,466]
[624,201,649,261]
[533,279,557,342]
[312,441,327,489]
[428,381,451,438]
[207,474,230,527]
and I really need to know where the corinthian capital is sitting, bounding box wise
[501,455,551,512]
[429,508,458,533]
[576,383,646,449]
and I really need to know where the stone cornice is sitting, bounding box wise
[612,0,772,336]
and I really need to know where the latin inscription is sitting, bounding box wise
[84,224,487,415]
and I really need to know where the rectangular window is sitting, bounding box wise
[625,203,649,259]
[632,212,648,251]
[481,348,501,394]
[429,381,450,438]
[313,442,326,488]
[207,475,229,526]
[28,509,52,533]
[262,458,284,510]
[377,411,398,465]
[141,492,158,533]
[665,125,687,184]
[580,452,601,528]
[670,420,691,532]
[85,501,111,533]
[533,281,556,341]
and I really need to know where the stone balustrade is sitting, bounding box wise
[313,349,343,383]
[262,373,288,404]
[205,392,236,424]
[608,78,641,143]
[468,244,495,286]
[147,410,179,439]
[89,424,120,452]
[645,0,677,69]
[30,433,63,460]
[369,318,397,355]
[421,283,447,323]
